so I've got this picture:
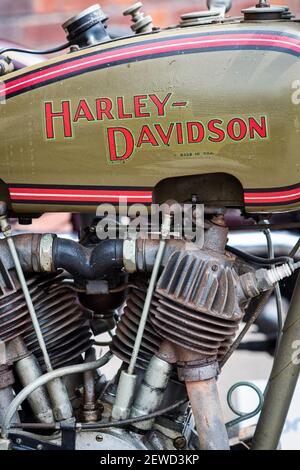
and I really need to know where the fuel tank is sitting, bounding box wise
[0,19,300,214]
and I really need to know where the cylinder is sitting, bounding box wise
[15,354,54,423]
[252,273,300,449]
[130,355,172,431]
[46,378,73,421]
[186,378,230,450]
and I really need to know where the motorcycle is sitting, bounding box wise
[0,0,300,450]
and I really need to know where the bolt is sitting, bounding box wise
[15,438,22,445]
[96,434,103,442]
[256,1,270,7]
[97,401,104,413]
[123,2,143,20]
[37,444,43,450]
[212,264,219,271]
[123,2,153,34]
[173,435,187,449]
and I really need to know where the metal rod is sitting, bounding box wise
[289,237,300,258]
[127,214,171,375]
[229,222,300,231]
[252,272,300,449]
[263,226,284,354]
[186,378,230,450]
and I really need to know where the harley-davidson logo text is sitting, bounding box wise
[44,93,269,162]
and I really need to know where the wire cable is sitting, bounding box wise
[0,43,70,56]
[9,398,188,433]
[78,398,188,430]
[226,245,293,266]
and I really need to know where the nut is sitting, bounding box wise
[173,435,187,449]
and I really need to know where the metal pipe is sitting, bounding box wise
[263,226,284,354]
[252,272,300,449]
[84,354,96,407]
[186,378,230,450]
[127,213,171,375]
[14,354,54,424]
[81,348,101,422]
[1,351,112,438]
[130,355,172,431]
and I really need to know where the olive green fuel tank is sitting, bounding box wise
[1,19,300,214]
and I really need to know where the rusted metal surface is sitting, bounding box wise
[151,249,241,359]
[0,271,93,369]
[186,378,230,450]
[81,348,102,423]
[156,339,177,365]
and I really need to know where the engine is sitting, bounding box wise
[0,195,298,450]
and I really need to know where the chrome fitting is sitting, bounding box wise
[39,234,55,272]
[123,239,137,273]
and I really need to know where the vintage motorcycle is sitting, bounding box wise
[0,0,300,450]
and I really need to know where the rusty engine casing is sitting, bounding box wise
[0,17,300,214]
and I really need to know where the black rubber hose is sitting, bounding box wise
[52,237,124,279]
[226,245,293,266]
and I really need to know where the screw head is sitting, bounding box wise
[37,444,43,450]
[96,434,103,442]
[15,438,22,445]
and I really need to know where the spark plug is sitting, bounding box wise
[239,262,300,301]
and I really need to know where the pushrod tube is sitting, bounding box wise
[1,352,112,439]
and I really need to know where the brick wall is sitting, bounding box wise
[0,1,299,48]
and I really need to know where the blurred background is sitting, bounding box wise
[0,0,299,49]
